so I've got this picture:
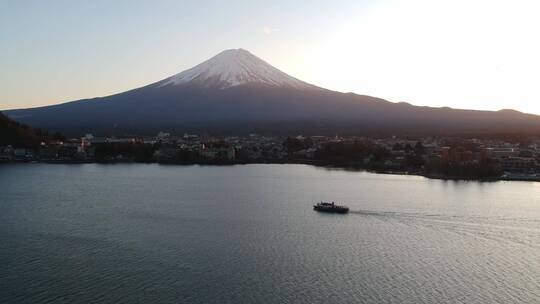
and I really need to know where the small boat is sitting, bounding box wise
[313,201,349,214]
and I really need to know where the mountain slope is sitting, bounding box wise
[5,49,540,136]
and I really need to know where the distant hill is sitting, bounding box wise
[0,112,39,147]
[5,48,540,136]
[0,112,62,147]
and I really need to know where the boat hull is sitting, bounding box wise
[313,205,349,214]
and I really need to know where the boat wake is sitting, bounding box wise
[348,209,540,250]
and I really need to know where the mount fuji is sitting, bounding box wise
[160,48,314,89]
[5,48,540,135]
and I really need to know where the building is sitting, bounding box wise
[500,157,536,172]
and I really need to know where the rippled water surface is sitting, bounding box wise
[1,163,540,303]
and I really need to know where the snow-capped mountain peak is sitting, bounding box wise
[160,48,314,89]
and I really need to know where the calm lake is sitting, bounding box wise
[1,163,539,303]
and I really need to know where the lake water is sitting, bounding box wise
[1,163,539,303]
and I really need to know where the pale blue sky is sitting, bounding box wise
[2,0,540,114]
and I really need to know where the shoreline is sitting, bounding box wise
[2,159,539,183]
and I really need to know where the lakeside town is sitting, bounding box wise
[2,131,540,181]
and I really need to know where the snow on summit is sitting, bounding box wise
[161,49,314,89]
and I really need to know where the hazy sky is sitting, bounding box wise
[1,0,539,113]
